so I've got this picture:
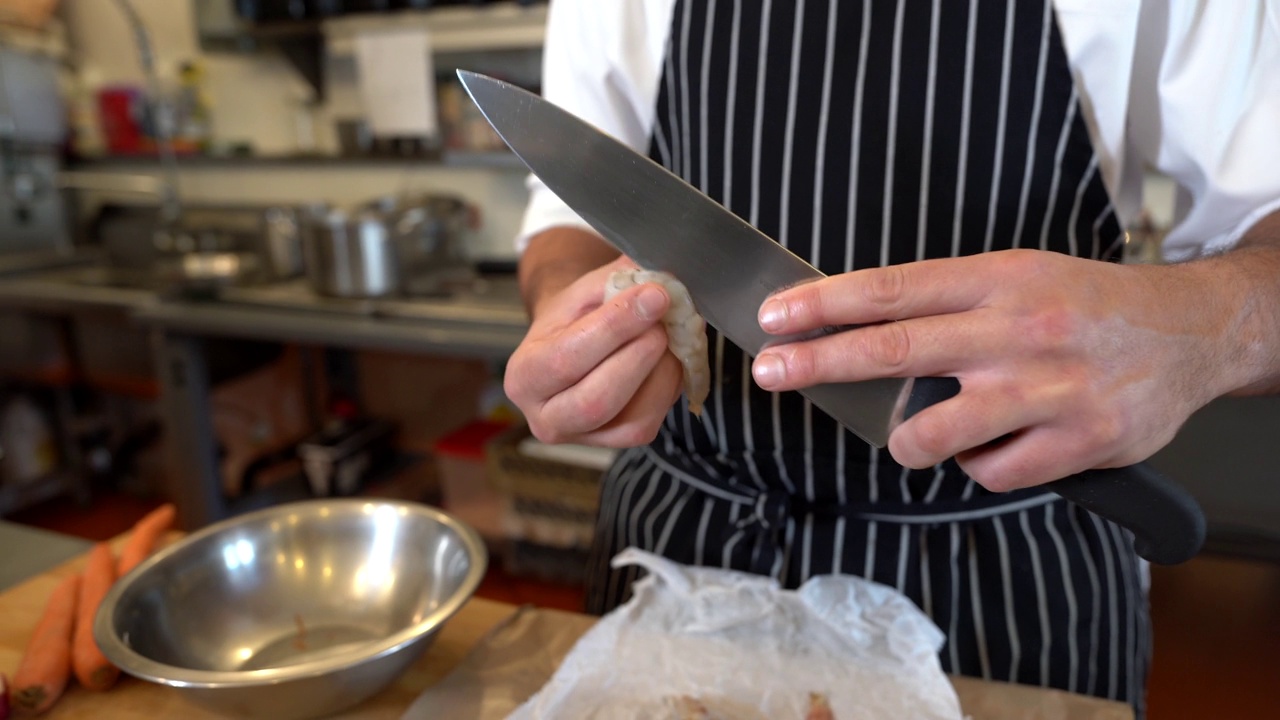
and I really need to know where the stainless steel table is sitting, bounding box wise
[0,520,91,591]
[0,266,529,532]
[131,278,529,530]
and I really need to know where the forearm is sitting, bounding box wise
[1218,209,1280,395]
[1181,209,1280,397]
[517,226,619,317]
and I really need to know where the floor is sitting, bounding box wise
[9,489,1278,718]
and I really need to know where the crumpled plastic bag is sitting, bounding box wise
[504,548,965,720]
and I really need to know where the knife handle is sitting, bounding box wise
[904,377,1206,565]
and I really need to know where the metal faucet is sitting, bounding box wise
[111,0,184,248]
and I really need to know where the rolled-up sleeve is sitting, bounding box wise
[1130,1,1280,261]
[515,0,674,254]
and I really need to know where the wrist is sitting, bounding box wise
[1161,247,1280,400]
[517,226,620,318]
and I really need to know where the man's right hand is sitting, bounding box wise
[505,255,684,447]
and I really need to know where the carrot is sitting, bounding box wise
[72,543,120,691]
[117,503,176,577]
[11,574,79,715]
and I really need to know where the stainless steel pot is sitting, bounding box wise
[301,194,473,299]
[302,207,401,298]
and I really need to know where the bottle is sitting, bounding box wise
[0,394,58,486]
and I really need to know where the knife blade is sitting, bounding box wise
[458,70,1205,565]
[456,71,908,449]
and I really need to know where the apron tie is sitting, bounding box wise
[732,490,792,575]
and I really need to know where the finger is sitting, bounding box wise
[522,283,670,401]
[540,255,642,322]
[886,380,1054,471]
[539,326,671,437]
[751,312,997,390]
[582,354,684,448]
[758,254,1002,335]
[954,425,1110,493]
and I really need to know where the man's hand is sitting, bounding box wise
[749,248,1255,492]
[505,255,683,447]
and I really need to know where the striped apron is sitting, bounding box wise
[583,0,1150,714]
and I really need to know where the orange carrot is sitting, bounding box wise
[117,503,176,577]
[11,574,79,715]
[72,543,120,691]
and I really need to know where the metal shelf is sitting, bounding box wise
[223,1,547,101]
[65,151,527,171]
[321,2,547,56]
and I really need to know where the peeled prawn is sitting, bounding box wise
[605,270,710,416]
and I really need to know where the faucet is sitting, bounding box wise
[111,0,184,249]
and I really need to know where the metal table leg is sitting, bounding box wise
[155,330,226,530]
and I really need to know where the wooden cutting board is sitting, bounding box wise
[0,532,1132,719]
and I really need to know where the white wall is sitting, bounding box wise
[60,0,533,259]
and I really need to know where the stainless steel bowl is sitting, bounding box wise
[94,499,487,719]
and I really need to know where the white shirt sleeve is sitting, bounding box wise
[514,0,677,254]
[1129,1,1280,261]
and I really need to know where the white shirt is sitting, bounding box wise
[518,0,1280,263]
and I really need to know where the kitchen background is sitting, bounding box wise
[0,1,1274,717]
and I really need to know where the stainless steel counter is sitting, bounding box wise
[0,261,530,530]
[137,277,528,360]
[0,265,157,314]
[0,267,528,359]
[0,520,90,590]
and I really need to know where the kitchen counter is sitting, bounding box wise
[134,277,529,360]
[0,535,1134,719]
[0,521,90,591]
[0,261,532,529]
[0,268,528,359]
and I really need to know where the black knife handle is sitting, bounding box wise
[904,377,1206,565]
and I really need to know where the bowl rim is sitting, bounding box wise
[93,498,489,689]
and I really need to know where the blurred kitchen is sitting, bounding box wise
[0,1,1274,717]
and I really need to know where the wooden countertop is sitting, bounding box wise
[0,534,1133,719]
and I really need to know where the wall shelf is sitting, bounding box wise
[199,0,547,102]
[66,151,527,171]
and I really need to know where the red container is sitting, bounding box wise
[97,87,145,155]
[433,420,513,544]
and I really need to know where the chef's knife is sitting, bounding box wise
[458,70,1205,565]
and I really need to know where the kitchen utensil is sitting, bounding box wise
[93,498,487,720]
[301,194,473,298]
[298,416,396,496]
[456,71,1205,566]
[302,204,401,298]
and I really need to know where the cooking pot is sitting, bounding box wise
[301,194,474,299]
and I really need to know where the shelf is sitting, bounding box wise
[0,470,84,517]
[322,2,548,56]
[0,18,69,63]
[211,1,547,101]
[65,151,527,171]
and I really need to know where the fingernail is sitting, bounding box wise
[635,286,666,321]
[759,299,787,332]
[753,354,786,388]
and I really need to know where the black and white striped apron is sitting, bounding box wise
[583,0,1150,714]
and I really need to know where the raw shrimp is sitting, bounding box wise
[667,695,711,719]
[605,270,710,416]
[805,692,836,720]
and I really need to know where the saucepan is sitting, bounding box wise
[301,194,476,299]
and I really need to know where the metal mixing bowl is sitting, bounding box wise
[94,499,487,719]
